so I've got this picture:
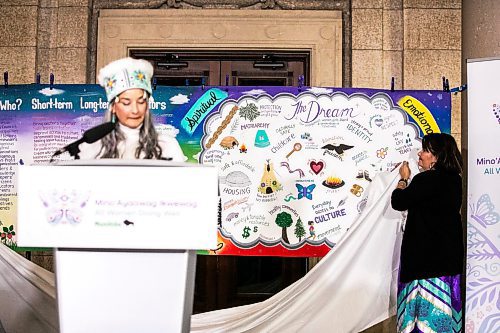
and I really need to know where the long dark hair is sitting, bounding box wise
[422,133,462,174]
[98,98,163,159]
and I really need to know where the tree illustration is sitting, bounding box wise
[275,212,293,244]
[294,218,306,242]
[239,103,260,121]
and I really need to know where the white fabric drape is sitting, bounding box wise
[0,245,58,333]
[191,169,404,333]
[0,169,404,333]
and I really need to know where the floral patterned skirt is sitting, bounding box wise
[397,274,462,333]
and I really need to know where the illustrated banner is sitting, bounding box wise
[0,85,451,256]
[465,59,500,333]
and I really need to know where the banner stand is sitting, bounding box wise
[465,57,500,332]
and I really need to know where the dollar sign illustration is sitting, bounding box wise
[242,226,251,238]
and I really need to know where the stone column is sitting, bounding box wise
[351,0,384,88]
[36,0,93,84]
[351,0,403,90]
[383,0,403,90]
[0,1,38,83]
[403,0,461,145]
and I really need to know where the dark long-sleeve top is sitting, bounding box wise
[391,169,464,283]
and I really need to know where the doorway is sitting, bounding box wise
[130,49,310,313]
[130,50,310,87]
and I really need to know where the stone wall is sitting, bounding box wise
[0,0,92,84]
[352,0,462,146]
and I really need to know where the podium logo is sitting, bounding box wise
[39,190,89,225]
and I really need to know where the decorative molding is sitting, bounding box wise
[162,0,347,10]
[93,0,348,10]
[89,0,351,85]
[212,24,227,39]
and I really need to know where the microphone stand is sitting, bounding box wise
[49,137,85,163]
[49,122,115,163]
[65,138,84,160]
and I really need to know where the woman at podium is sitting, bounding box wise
[79,57,187,161]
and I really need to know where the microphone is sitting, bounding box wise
[82,121,116,144]
[51,122,116,160]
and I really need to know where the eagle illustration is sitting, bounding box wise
[321,143,354,155]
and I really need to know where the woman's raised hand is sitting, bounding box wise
[399,161,411,179]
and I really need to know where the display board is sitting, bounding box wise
[466,58,500,333]
[0,84,451,256]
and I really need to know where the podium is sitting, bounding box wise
[17,160,218,333]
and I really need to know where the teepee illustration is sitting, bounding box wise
[258,159,282,194]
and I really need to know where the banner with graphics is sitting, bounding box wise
[465,58,500,333]
[0,85,450,256]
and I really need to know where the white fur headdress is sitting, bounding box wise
[97,57,154,102]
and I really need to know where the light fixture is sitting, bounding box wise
[157,54,188,69]
[253,54,285,69]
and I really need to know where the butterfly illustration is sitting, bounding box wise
[45,208,83,224]
[296,183,316,200]
[467,194,500,261]
[469,194,499,228]
[39,190,89,225]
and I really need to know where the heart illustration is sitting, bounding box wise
[374,118,383,127]
[310,161,324,175]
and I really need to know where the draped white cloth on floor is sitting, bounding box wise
[0,243,58,333]
[0,168,406,333]
[191,169,405,333]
